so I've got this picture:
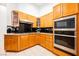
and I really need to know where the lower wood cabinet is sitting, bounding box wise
[39,34,53,51]
[4,34,37,52]
[4,35,20,51]
[28,34,37,47]
[4,33,54,52]
[39,34,46,47]
[45,35,54,51]
[20,35,29,50]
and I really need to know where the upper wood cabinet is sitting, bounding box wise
[18,11,28,20]
[53,4,62,19]
[53,3,79,19]
[46,12,53,27]
[40,12,53,27]
[17,11,37,28]
[62,3,79,16]
[27,15,37,28]
[40,16,46,27]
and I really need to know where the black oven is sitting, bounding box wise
[54,15,76,55]
[54,18,75,28]
[55,35,75,49]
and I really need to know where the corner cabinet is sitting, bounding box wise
[4,34,37,52]
[39,34,54,51]
[62,3,79,16]
[53,4,62,20]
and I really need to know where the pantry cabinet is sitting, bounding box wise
[53,4,62,19]
[62,3,79,16]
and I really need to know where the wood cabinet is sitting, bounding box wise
[4,35,20,51]
[45,35,53,51]
[53,4,62,19]
[45,12,53,27]
[4,34,37,52]
[39,34,53,51]
[62,3,79,16]
[28,34,37,47]
[18,11,37,28]
[27,15,37,28]
[39,34,46,47]
[40,34,45,47]
[76,14,79,56]
[40,16,46,27]
[53,3,79,19]
[18,11,28,20]
[20,35,29,50]
[40,12,53,27]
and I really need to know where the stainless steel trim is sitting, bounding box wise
[54,34,76,37]
[54,44,76,55]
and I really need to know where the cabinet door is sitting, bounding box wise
[20,35,29,50]
[62,3,78,16]
[53,4,62,19]
[40,34,46,47]
[18,11,27,20]
[45,35,53,51]
[28,34,36,47]
[45,12,53,27]
[40,16,46,27]
[4,35,19,51]
[27,15,37,28]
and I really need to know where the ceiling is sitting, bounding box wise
[0,3,58,17]
[31,3,53,9]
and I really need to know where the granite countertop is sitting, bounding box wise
[5,32,53,35]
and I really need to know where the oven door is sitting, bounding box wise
[54,35,76,55]
[54,17,75,29]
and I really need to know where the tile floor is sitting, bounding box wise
[0,45,56,56]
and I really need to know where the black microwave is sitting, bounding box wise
[54,17,75,28]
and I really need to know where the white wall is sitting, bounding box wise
[6,4,18,25]
[0,5,7,50]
